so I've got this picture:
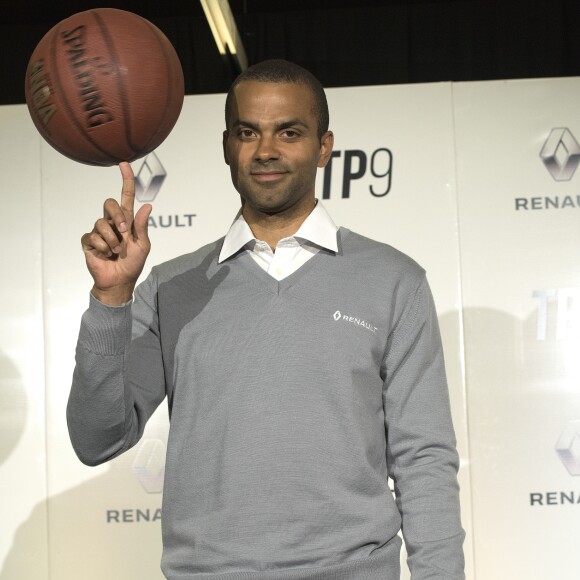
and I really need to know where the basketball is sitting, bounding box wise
[24,8,184,167]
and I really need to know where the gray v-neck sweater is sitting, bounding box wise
[68,227,465,579]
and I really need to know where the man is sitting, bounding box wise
[68,59,465,579]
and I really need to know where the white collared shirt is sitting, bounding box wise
[218,201,338,280]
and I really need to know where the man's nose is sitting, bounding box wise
[254,134,280,161]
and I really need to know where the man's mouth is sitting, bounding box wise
[251,171,287,182]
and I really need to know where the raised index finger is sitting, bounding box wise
[119,161,136,228]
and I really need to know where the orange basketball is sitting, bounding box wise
[24,8,184,166]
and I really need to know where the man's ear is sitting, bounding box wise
[222,130,230,166]
[317,131,335,168]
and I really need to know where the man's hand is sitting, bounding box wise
[81,162,152,305]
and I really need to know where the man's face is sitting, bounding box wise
[223,81,333,219]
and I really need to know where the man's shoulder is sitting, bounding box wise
[338,227,426,278]
[149,237,225,282]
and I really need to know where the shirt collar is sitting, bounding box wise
[218,200,338,263]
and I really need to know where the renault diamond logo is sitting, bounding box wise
[132,438,166,493]
[556,420,580,476]
[135,152,167,202]
[540,128,580,181]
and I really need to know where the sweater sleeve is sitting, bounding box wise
[67,274,166,466]
[382,274,465,579]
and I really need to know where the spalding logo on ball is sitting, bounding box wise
[24,8,185,166]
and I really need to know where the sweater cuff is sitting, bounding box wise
[77,293,133,355]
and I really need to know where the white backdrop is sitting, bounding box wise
[1,76,579,579]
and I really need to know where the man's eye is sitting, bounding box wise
[282,130,299,138]
[239,129,255,139]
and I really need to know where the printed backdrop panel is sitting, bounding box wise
[40,154,167,578]
[40,94,236,579]
[322,83,473,579]
[453,77,580,580]
[0,106,48,579]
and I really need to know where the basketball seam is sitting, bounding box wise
[92,9,138,157]
[139,20,182,154]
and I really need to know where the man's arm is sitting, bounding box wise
[67,163,162,465]
[67,278,166,465]
[383,274,465,579]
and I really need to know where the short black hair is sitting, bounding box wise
[225,59,329,140]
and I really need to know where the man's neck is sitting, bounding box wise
[242,199,316,251]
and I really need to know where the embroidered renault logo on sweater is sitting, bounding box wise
[333,310,378,333]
